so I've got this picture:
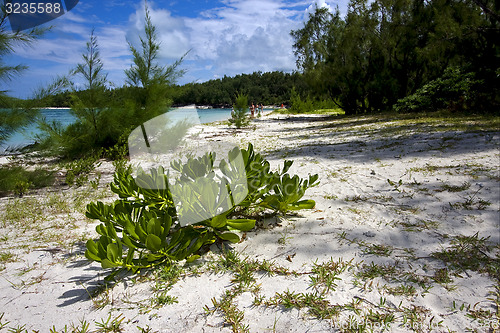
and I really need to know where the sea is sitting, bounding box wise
[1,107,250,154]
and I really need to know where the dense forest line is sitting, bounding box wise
[38,71,310,108]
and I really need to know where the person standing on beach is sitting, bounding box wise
[251,103,255,118]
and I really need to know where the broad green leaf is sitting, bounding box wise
[146,234,162,252]
[146,253,164,262]
[282,160,293,174]
[227,219,256,231]
[96,224,107,236]
[107,243,120,262]
[309,174,319,186]
[86,239,98,254]
[123,220,138,239]
[122,233,137,249]
[147,218,162,235]
[85,249,102,262]
[97,236,111,258]
[106,222,118,240]
[101,259,119,269]
[186,255,201,263]
[125,248,135,265]
[162,214,172,235]
[211,215,227,229]
[135,223,147,242]
[217,232,240,243]
[288,199,316,210]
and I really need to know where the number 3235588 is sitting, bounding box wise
[5,2,62,14]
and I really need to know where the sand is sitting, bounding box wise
[0,112,498,332]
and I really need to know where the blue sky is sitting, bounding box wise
[1,0,349,98]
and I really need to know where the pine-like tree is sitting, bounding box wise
[229,93,250,129]
[124,1,186,126]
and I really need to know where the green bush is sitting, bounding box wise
[64,155,101,187]
[0,166,55,196]
[393,67,482,113]
[289,87,314,113]
[85,143,319,273]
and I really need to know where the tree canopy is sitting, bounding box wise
[291,0,500,115]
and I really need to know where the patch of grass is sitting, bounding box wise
[355,261,432,293]
[436,181,471,193]
[49,320,91,333]
[6,324,27,333]
[205,289,250,332]
[408,164,457,176]
[63,156,101,187]
[449,189,492,210]
[347,207,363,215]
[86,283,113,310]
[309,258,351,295]
[432,268,453,284]
[95,313,125,333]
[0,250,15,263]
[362,244,394,257]
[398,219,440,232]
[153,292,178,306]
[204,249,264,332]
[2,197,46,228]
[265,290,341,320]
[277,229,293,245]
[0,166,55,196]
[0,313,9,329]
[355,262,399,280]
[154,264,183,291]
[431,232,499,279]
[0,251,16,271]
[384,284,417,297]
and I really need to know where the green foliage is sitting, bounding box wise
[123,3,186,128]
[393,67,482,113]
[37,5,186,160]
[36,31,120,159]
[125,4,185,89]
[173,71,305,107]
[291,1,500,114]
[85,143,318,273]
[286,86,343,114]
[0,9,46,144]
[288,87,314,113]
[64,155,101,187]
[431,232,499,279]
[0,166,55,196]
[0,108,38,146]
[260,172,318,215]
[228,93,250,128]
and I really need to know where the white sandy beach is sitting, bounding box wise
[0,112,499,332]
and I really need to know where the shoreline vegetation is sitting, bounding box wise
[0,110,499,332]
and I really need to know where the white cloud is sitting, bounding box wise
[98,26,130,71]
[127,4,191,60]
[306,0,332,14]
[180,0,306,80]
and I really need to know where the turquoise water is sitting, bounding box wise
[0,107,242,153]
